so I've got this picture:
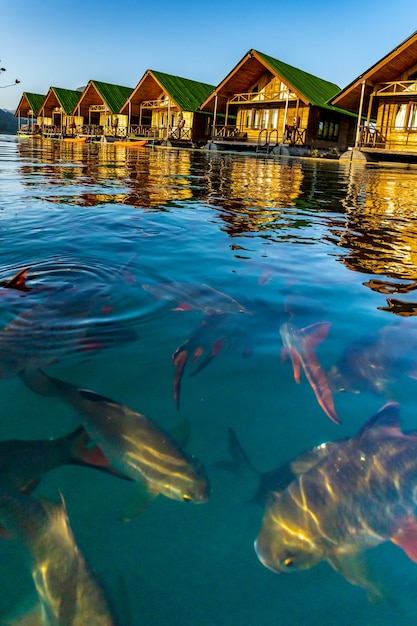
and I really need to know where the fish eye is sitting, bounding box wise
[283,554,296,568]
[182,495,191,502]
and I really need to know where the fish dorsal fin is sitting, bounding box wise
[4,267,30,292]
[290,441,339,475]
[227,428,259,474]
[357,402,402,441]
[301,322,331,351]
[391,515,417,562]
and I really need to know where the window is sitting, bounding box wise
[317,112,340,141]
[253,109,261,129]
[270,109,278,128]
[395,103,417,130]
[261,109,269,128]
[245,109,253,128]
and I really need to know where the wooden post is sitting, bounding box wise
[281,87,289,143]
[354,80,366,148]
[212,93,218,138]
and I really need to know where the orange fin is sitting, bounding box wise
[173,302,193,311]
[172,348,188,409]
[4,267,30,292]
[288,347,302,384]
[391,516,417,562]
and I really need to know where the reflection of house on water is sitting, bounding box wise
[332,163,417,279]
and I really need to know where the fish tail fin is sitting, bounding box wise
[67,426,132,481]
[211,428,259,477]
[67,426,109,467]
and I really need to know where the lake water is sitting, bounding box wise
[1,134,417,624]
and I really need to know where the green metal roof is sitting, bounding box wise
[151,71,215,112]
[91,81,134,113]
[254,51,340,107]
[23,92,46,116]
[51,87,82,114]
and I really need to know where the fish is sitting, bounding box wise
[327,321,417,397]
[21,370,210,514]
[212,427,340,509]
[254,402,417,600]
[0,286,137,380]
[172,297,284,409]
[172,314,233,409]
[0,487,117,625]
[0,425,129,498]
[142,281,247,315]
[280,321,340,424]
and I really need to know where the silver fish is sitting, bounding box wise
[142,281,247,315]
[254,403,417,600]
[22,370,210,513]
[0,487,117,625]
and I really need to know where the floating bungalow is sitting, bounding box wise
[15,92,46,135]
[36,87,82,138]
[120,70,215,146]
[199,49,356,154]
[332,30,417,162]
[71,80,134,140]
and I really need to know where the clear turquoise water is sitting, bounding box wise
[1,135,417,624]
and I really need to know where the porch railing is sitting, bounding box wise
[128,124,192,141]
[359,124,417,150]
[229,91,297,104]
[212,126,247,139]
[374,80,417,96]
[212,124,306,145]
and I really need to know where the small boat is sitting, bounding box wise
[113,139,148,148]
[17,133,41,139]
[63,137,88,143]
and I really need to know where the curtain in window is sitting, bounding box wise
[395,104,407,129]
[408,104,417,129]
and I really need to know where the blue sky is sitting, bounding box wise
[1,0,416,111]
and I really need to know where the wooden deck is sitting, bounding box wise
[360,147,417,163]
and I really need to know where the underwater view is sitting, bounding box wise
[1,134,417,624]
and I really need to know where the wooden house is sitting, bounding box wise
[15,92,46,134]
[37,87,82,137]
[199,49,356,154]
[331,30,417,162]
[72,80,134,139]
[120,70,215,145]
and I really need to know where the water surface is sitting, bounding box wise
[1,135,417,624]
